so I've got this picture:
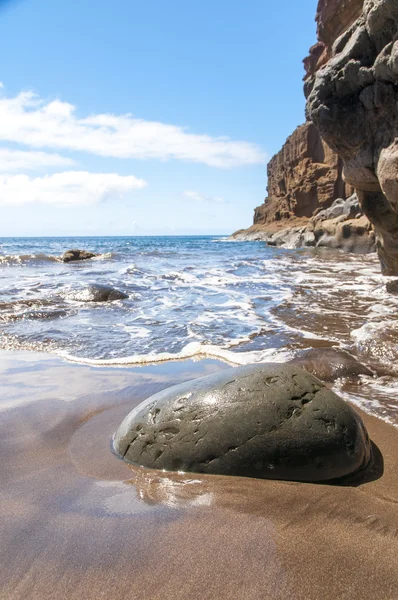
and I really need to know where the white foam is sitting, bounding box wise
[59,341,293,368]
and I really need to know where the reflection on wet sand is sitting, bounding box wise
[1,350,398,600]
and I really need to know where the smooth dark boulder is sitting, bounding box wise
[113,364,372,482]
[61,249,98,263]
[290,348,374,382]
[73,284,128,302]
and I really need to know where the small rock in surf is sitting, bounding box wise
[61,249,98,262]
[73,284,128,302]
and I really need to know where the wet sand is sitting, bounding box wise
[1,350,398,600]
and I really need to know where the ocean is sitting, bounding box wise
[1,235,398,424]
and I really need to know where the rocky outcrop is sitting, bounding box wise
[232,120,370,252]
[61,249,98,262]
[69,284,128,302]
[306,0,398,275]
[113,363,372,482]
[232,194,376,253]
[253,122,350,227]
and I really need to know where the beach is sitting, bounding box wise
[3,0,398,597]
[1,349,398,600]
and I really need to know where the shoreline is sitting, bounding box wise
[1,349,398,599]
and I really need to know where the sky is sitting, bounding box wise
[0,0,318,236]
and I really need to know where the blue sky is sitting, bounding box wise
[0,0,318,236]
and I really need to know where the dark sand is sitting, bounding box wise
[1,350,398,600]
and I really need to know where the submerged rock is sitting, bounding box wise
[386,280,398,295]
[73,284,128,302]
[61,249,98,262]
[290,348,374,382]
[113,363,372,482]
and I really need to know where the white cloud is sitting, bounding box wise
[0,148,75,171]
[0,171,147,206]
[184,190,229,204]
[0,89,266,168]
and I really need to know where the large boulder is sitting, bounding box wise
[311,214,376,253]
[61,249,98,263]
[113,364,372,482]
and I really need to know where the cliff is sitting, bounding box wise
[252,121,349,227]
[306,0,398,274]
[233,0,377,255]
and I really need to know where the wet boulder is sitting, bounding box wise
[73,284,128,302]
[290,348,374,382]
[113,364,372,482]
[61,249,98,262]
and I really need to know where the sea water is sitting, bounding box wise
[1,235,398,423]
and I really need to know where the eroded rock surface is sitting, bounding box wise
[61,249,98,262]
[113,364,372,482]
[306,0,398,274]
[304,0,364,78]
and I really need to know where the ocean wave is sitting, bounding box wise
[93,252,117,261]
[59,341,294,368]
[0,253,60,266]
[0,298,56,310]
[0,308,70,323]
[0,251,116,267]
[212,237,254,243]
[351,320,398,369]
[160,271,197,283]
[335,385,398,429]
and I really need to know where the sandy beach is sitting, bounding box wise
[0,349,397,600]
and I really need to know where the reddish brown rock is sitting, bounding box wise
[253,122,352,227]
[316,0,364,55]
[304,0,363,85]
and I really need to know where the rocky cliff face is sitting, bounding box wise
[306,0,398,274]
[304,0,364,79]
[234,118,372,251]
[253,122,349,227]
[250,0,364,235]
[233,0,378,256]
